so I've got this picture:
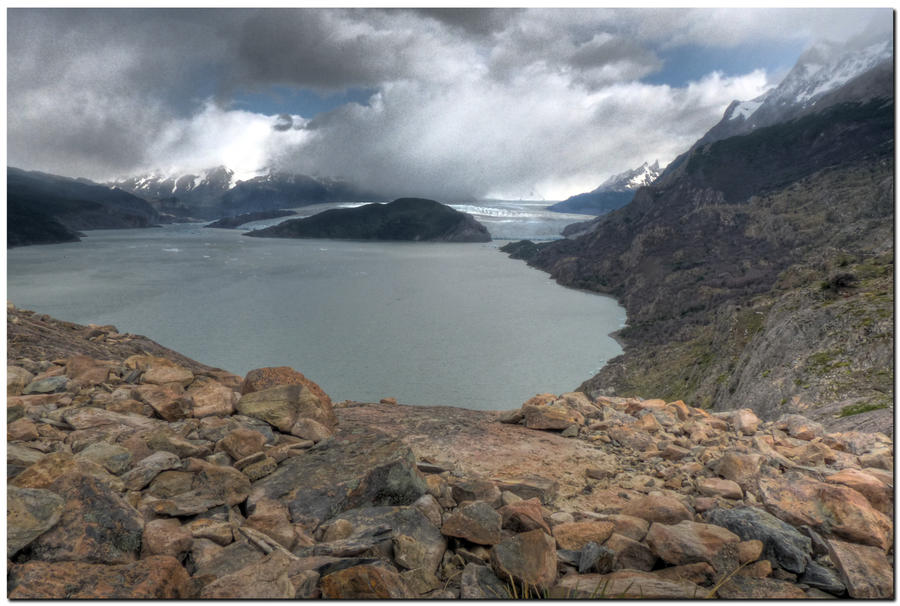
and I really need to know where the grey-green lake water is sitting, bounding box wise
[7,205,625,410]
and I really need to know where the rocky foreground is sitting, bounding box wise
[6,306,894,599]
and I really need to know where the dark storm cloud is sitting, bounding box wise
[7,7,891,197]
[407,8,523,37]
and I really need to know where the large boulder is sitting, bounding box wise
[704,506,812,573]
[242,366,333,409]
[27,473,144,564]
[7,486,65,557]
[247,432,427,528]
[320,564,414,598]
[826,538,894,598]
[236,384,337,434]
[644,520,740,572]
[8,556,194,599]
[200,551,295,599]
[759,472,892,550]
[490,529,558,591]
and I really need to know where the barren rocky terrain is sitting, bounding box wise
[6,305,894,598]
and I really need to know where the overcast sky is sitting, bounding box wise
[7,7,892,200]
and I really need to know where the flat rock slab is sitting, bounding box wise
[316,506,445,573]
[715,575,807,599]
[335,403,628,512]
[551,570,704,599]
[8,555,194,599]
[248,431,427,528]
[490,528,558,590]
[827,538,894,598]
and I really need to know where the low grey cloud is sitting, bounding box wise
[6,8,891,199]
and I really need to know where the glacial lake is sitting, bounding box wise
[7,203,626,410]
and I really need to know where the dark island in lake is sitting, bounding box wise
[244,198,491,242]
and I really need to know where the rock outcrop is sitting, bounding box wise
[6,306,893,598]
[244,198,491,242]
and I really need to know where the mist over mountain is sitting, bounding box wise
[507,36,894,428]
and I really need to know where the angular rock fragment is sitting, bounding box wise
[490,529,557,590]
[8,556,194,599]
[7,486,65,557]
[320,564,413,598]
[705,505,812,574]
[248,432,426,527]
[442,501,502,545]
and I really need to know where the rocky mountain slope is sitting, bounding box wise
[503,47,893,430]
[245,198,492,242]
[112,167,384,220]
[548,161,662,216]
[6,305,893,599]
[7,168,160,248]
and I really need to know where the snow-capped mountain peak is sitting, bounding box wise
[600,160,662,192]
[725,37,892,125]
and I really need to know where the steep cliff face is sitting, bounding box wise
[514,66,893,426]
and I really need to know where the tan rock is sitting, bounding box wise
[242,456,278,481]
[739,559,772,578]
[242,366,332,407]
[858,448,893,470]
[244,498,296,550]
[8,417,39,441]
[759,472,892,550]
[498,497,551,534]
[698,477,743,500]
[645,520,740,570]
[620,493,693,525]
[775,414,824,441]
[218,427,267,460]
[8,556,194,599]
[8,366,35,396]
[490,529,558,590]
[826,538,894,598]
[128,356,193,387]
[596,514,649,542]
[441,502,502,545]
[552,570,703,599]
[236,384,336,433]
[825,468,893,516]
[666,400,691,421]
[732,408,761,435]
[200,551,295,599]
[638,413,663,433]
[737,539,764,564]
[523,402,585,430]
[552,521,615,550]
[320,564,413,599]
[289,417,335,442]
[711,452,764,491]
[715,576,807,599]
[133,384,190,421]
[653,561,716,585]
[188,518,234,546]
[188,378,238,418]
[141,518,192,557]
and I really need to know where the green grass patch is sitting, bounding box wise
[838,401,890,417]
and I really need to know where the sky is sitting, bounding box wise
[6,7,893,201]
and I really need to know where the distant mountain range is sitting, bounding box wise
[7,164,389,247]
[504,36,894,429]
[7,167,159,248]
[110,168,386,219]
[547,161,662,216]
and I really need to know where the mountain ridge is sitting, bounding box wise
[504,43,894,428]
